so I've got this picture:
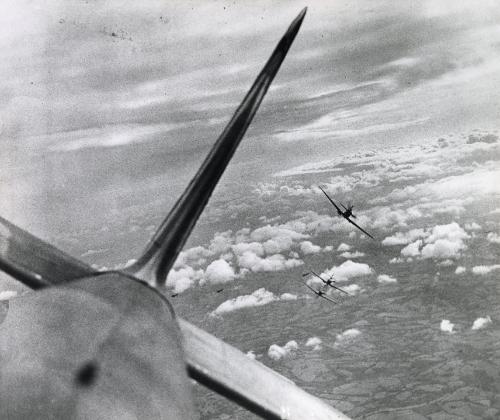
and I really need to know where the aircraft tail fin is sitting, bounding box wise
[128,8,307,284]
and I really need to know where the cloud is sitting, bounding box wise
[210,288,297,316]
[471,316,492,330]
[299,241,322,255]
[487,232,500,244]
[440,319,455,333]
[322,260,372,282]
[400,223,470,259]
[472,264,500,275]
[334,328,361,346]
[455,266,466,274]
[464,222,481,231]
[246,351,257,360]
[337,243,351,251]
[466,133,498,144]
[343,284,361,295]
[340,251,365,259]
[305,337,322,351]
[166,266,204,293]
[401,240,422,257]
[268,340,298,361]
[203,259,236,284]
[237,252,303,273]
[377,274,398,284]
[382,228,428,245]
[0,290,17,300]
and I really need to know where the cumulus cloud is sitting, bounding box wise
[0,290,17,300]
[300,241,322,255]
[337,243,351,251]
[203,259,236,284]
[382,228,428,246]
[305,337,322,351]
[334,328,361,346]
[268,340,298,361]
[166,266,204,293]
[472,264,500,275]
[440,319,455,333]
[399,223,469,260]
[455,266,466,274]
[401,240,422,257]
[210,288,297,316]
[322,260,372,282]
[340,251,365,259]
[487,232,500,244]
[377,274,398,284]
[464,222,481,231]
[343,284,361,295]
[246,351,257,360]
[471,316,492,330]
[237,252,303,273]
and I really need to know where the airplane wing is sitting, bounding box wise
[0,8,351,420]
[344,216,375,240]
[310,270,350,296]
[318,186,343,215]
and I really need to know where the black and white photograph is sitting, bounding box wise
[0,1,499,419]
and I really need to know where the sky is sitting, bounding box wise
[0,0,499,241]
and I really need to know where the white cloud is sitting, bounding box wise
[334,328,361,346]
[337,243,351,251]
[401,240,422,257]
[166,266,204,293]
[340,251,365,259]
[322,260,372,282]
[305,337,322,351]
[382,228,428,246]
[440,319,455,333]
[471,316,492,330]
[377,274,398,284]
[0,290,17,300]
[300,241,322,255]
[487,232,500,244]
[455,266,466,274]
[472,264,500,275]
[203,259,236,284]
[490,208,500,215]
[464,222,481,231]
[246,351,257,360]
[237,251,303,273]
[210,288,297,316]
[268,340,298,361]
[399,223,470,260]
[343,284,361,295]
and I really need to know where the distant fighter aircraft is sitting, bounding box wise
[299,279,338,304]
[318,186,374,239]
[303,270,351,295]
[0,9,350,420]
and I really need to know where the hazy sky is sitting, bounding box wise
[1,0,499,231]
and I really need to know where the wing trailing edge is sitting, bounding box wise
[128,8,307,285]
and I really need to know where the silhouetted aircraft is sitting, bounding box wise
[318,186,374,239]
[299,279,338,304]
[304,270,351,295]
[0,9,350,420]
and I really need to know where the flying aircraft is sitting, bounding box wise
[303,270,351,295]
[298,278,338,304]
[0,9,351,420]
[318,186,375,239]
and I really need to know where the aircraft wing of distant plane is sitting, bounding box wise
[0,8,351,420]
[310,270,350,295]
[318,186,343,214]
[301,280,338,304]
[344,217,375,240]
